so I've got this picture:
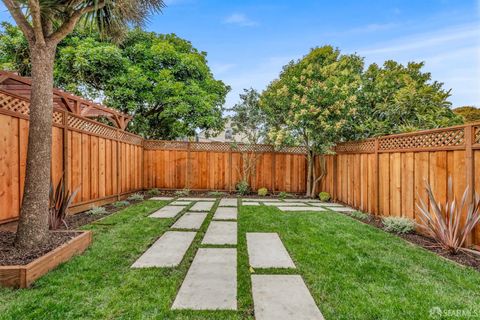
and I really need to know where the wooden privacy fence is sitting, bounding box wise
[320,123,480,248]
[143,140,308,192]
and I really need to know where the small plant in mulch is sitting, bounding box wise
[236,180,250,195]
[318,191,331,202]
[113,200,130,208]
[208,191,227,197]
[49,174,79,230]
[175,189,190,197]
[257,187,268,196]
[127,193,144,201]
[278,191,292,200]
[147,188,160,196]
[349,211,369,221]
[87,206,108,215]
[382,217,415,234]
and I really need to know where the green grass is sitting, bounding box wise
[1,202,479,319]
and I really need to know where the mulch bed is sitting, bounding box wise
[0,231,79,266]
[344,212,480,271]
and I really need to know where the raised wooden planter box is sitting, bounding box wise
[0,230,92,288]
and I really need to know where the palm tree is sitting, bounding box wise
[2,0,164,249]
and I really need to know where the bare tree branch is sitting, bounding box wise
[2,0,35,42]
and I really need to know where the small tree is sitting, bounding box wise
[3,0,163,249]
[229,88,268,188]
[260,46,363,197]
[454,106,480,123]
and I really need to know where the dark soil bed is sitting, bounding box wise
[344,212,480,271]
[151,189,305,199]
[0,231,79,266]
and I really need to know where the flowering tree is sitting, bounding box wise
[260,46,363,197]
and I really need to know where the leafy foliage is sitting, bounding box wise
[349,61,463,139]
[278,191,292,199]
[349,211,369,220]
[49,175,78,230]
[174,189,190,197]
[236,180,250,195]
[257,187,268,196]
[208,191,227,197]
[127,193,144,201]
[147,188,160,196]
[416,178,480,254]
[87,206,108,215]
[382,217,415,234]
[453,106,480,123]
[113,200,130,208]
[319,192,331,202]
[0,25,230,139]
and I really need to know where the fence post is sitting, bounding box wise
[116,130,121,200]
[374,138,380,215]
[62,110,69,192]
[272,151,276,194]
[465,125,474,246]
[186,141,191,190]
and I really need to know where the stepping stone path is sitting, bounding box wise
[243,198,280,202]
[277,206,326,212]
[170,200,192,206]
[131,231,196,268]
[190,201,215,212]
[178,197,216,201]
[150,196,174,201]
[172,248,237,310]
[218,198,237,207]
[213,207,237,220]
[247,233,296,268]
[243,202,260,206]
[264,202,309,206]
[327,206,357,212]
[251,275,324,320]
[202,221,237,245]
[150,205,185,218]
[172,212,208,230]
[310,202,343,207]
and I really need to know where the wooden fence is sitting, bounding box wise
[323,124,480,248]
[0,90,143,224]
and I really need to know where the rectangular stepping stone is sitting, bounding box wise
[327,206,357,212]
[202,221,237,245]
[170,200,191,206]
[213,207,237,220]
[243,198,280,202]
[172,248,237,310]
[149,206,185,218]
[247,233,295,268]
[277,207,326,212]
[309,202,343,207]
[131,231,196,268]
[218,198,237,207]
[264,202,308,206]
[251,275,324,320]
[172,212,208,230]
[178,197,216,201]
[243,202,260,206]
[190,201,215,211]
[150,196,174,201]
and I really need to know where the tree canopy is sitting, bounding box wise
[453,106,480,123]
[0,24,230,139]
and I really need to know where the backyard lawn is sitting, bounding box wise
[1,199,479,319]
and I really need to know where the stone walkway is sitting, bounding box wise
[132,196,351,317]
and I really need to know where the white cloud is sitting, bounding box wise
[211,63,236,75]
[224,13,258,27]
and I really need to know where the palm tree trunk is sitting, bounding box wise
[15,43,56,249]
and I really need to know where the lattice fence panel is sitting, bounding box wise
[143,140,189,150]
[276,146,308,154]
[190,142,232,152]
[336,140,375,153]
[475,126,480,145]
[0,91,30,116]
[67,114,118,139]
[379,128,465,151]
[53,110,64,125]
[117,131,143,145]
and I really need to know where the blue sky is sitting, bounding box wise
[1,0,479,108]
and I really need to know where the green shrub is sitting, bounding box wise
[127,193,144,201]
[278,191,292,200]
[174,189,190,197]
[319,192,331,202]
[113,200,130,208]
[382,217,416,234]
[208,191,227,197]
[349,211,369,220]
[258,187,268,196]
[87,206,107,215]
[236,180,250,195]
[147,188,160,196]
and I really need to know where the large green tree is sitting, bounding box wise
[2,0,163,249]
[260,46,363,197]
[453,106,480,123]
[349,61,463,140]
[0,25,230,139]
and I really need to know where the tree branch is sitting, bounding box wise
[48,1,106,44]
[2,0,35,42]
[28,0,45,44]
